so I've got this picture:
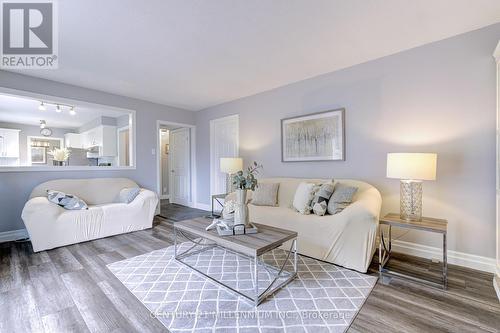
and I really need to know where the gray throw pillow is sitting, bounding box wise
[119,187,141,204]
[313,201,328,216]
[47,190,88,210]
[251,183,279,206]
[327,183,358,215]
[311,181,335,208]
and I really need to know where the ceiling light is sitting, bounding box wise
[69,107,76,116]
[56,105,61,113]
[38,102,46,111]
[40,120,46,129]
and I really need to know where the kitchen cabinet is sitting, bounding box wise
[64,133,83,149]
[0,128,20,158]
[66,125,117,157]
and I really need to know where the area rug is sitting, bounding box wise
[107,242,377,332]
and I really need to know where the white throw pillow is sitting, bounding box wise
[292,182,316,214]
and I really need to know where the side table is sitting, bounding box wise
[379,213,448,289]
[205,193,228,219]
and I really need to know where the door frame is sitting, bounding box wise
[116,125,131,167]
[156,120,196,209]
[168,127,191,206]
[209,114,239,198]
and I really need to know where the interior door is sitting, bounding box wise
[169,127,191,206]
[210,115,239,196]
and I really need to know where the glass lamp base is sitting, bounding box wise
[400,180,422,221]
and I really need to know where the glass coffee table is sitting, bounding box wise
[173,218,298,306]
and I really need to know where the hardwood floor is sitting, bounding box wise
[0,210,499,332]
[159,199,208,221]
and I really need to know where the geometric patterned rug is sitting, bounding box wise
[107,242,377,332]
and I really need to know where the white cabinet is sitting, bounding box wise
[84,127,101,148]
[67,125,117,157]
[64,133,83,149]
[0,128,20,158]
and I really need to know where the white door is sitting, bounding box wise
[210,115,239,196]
[169,128,191,205]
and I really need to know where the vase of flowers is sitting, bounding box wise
[48,147,71,166]
[232,161,262,228]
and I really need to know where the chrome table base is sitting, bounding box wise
[173,228,298,306]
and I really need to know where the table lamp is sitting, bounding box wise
[386,153,437,221]
[220,157,243,194]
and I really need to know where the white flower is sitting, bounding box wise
[48,147,71,161]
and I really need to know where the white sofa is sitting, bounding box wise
[232,178,382,273]
[22,178,158,252]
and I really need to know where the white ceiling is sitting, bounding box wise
[7,0,500,111]
[0,94,127,129]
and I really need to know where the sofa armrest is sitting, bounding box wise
[22,197,65,225]
[128,189,159,220]
[323,188,382,272]
[22,197,65,249]
[130,188,158,205]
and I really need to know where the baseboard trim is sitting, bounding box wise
[494,275,500,301]
[391,239,496,273]
[0,229,28,243]
[194,202,211,211]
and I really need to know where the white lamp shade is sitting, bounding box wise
[386,153,437,180]
[220,157,243,174]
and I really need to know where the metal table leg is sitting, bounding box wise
[443,232,448,289]
[254,255,259,306]
[174,226,177,257]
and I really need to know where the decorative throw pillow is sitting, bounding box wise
[311,181,335,209]
[251,183,279,206]
[119,187,141,204]
[47,190,88,210]
[313,201,328,216]
[327,183,358,215]
[292,182,316,214]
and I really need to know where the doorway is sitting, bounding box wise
[156,121,197,214]
[210,114,239,196]
[117,126,130,166]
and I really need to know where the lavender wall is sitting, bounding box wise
[196,24,500,258]
[0,71,195,233]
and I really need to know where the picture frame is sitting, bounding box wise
[281,108,345,162]
[31,147,47,164]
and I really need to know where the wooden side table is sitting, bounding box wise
[379,213,448,289]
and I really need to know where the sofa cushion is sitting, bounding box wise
[119,187,141,204]
[251,183,279,206]
[327,183,358,215]
[292,182,316,214]
[47,190,88,210]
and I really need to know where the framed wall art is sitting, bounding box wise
[281,108,345,162]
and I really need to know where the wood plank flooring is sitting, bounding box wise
[0,210,499,332]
